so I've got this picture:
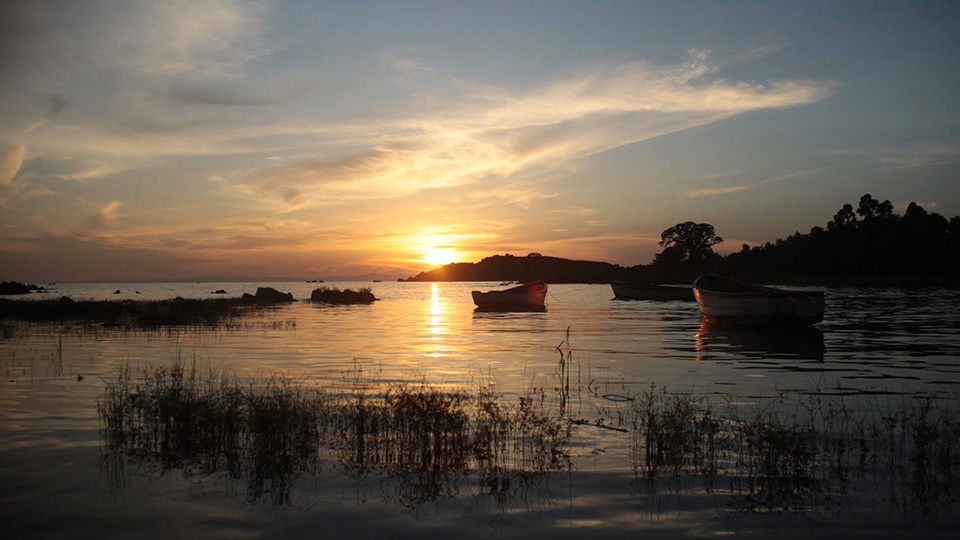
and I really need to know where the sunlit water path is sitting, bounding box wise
[2,282,960,538]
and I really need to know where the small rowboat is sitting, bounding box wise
[610,281,694,301]
[693,274,824,326]
[472,281,547,309]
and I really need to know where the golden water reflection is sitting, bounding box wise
[425,283,450,358]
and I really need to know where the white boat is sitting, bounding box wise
[692,274,824,326]
[472,281,547,310]
[610,281,694,301]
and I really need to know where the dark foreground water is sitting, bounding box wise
[2,282,960,538]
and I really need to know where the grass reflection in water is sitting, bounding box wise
[98,358,960,519]
[630,384,960,517]
[98,361,572,509]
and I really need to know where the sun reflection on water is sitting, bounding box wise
[425,283,449,357]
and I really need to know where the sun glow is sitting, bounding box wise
[422,248,458,266]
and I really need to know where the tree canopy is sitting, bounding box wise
[722,193,960,278]
[644,193,959,283]
[655,221,723,264]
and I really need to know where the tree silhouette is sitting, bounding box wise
[657,222,723,263]
[856,194,894,221]
[720,193,960,279]
[827,203,856,232]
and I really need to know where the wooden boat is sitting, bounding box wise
[610,281,694,301]
[472,281,547,309]
[692,274,824,326]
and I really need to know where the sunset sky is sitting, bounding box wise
[1,0,958,282]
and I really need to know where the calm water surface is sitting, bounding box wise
[2,281,960,538]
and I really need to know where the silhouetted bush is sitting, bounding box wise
[309,287,377,304]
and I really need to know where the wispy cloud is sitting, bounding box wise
[88,200,122,227]
[700,168,746,181]
[58,160,132,182]
[233,49,834,210]
[686,186,750,198]
[758,170,817,184]
[733,43,787,62]
[833,144,960,169]
[0,96,64,188]
[875,145,960,169]
[0,143,27,188]
[551,206,598,217]
[688,169,817,197]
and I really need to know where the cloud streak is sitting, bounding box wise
[0,96,65,188]
[234,50,835,209]
[0,143,27,188]
[686,169,817,198]
[686,186,750,198]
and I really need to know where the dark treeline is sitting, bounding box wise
[404,194,960,285]
[714,194,960,284]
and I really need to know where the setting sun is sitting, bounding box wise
[422,248,458,266]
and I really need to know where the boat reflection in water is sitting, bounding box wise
[694,317,826,363]
[473,304,546,313]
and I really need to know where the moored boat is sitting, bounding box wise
[692,274,824,326]
[610,281,694,301]
[472,280,547,309]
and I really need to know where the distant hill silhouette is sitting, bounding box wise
[402,195,960,286]
[401,253,637,283]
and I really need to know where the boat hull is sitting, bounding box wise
[472,281,547,309]
[610,281,694,301]
[693,274,824,326]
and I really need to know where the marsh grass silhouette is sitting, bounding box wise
[628,385,960,516]
[98,358,960,517]
[99,361,571,508]
[309,286,377,304]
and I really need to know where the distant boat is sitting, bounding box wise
[610,281,694,301]
[472,280,547,309]
[693,274,824,326]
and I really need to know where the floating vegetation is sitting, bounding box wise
[310,286,377,304]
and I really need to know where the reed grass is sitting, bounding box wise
[97,357,960,515]
[628,385,960,514]
[99,364,570,506]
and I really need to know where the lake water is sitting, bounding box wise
[2,281,960,539]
